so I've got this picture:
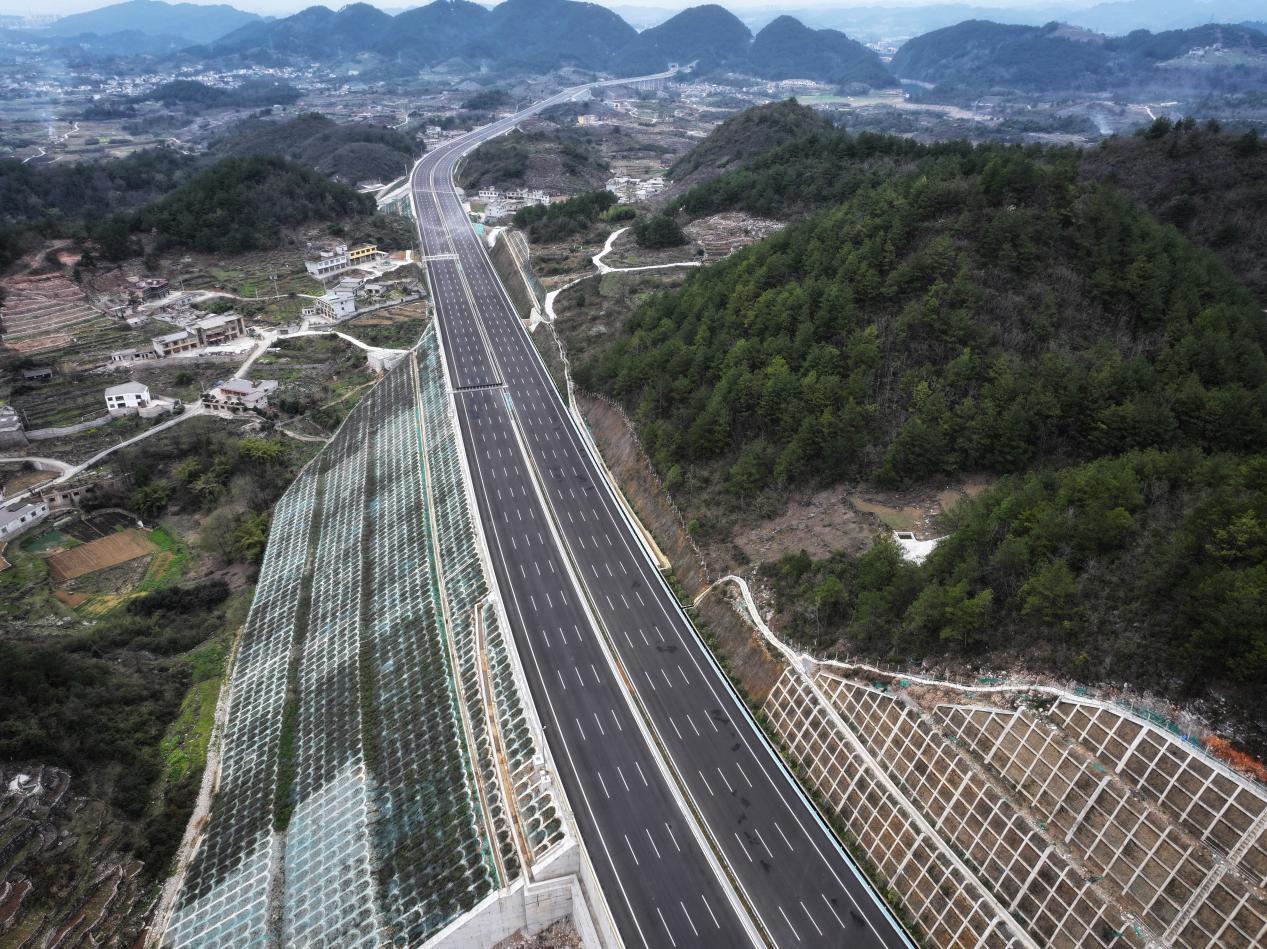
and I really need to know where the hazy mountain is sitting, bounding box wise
[213,0,631,71]
[732,0,1267,44]
[892,19,1267,92]
[4,27,194,55]
[749,16,897,88]
[611,4,752,74]
[46,0,259,46]
[376,0,490,65]
[215,3,392,57]
[476,0,637,70]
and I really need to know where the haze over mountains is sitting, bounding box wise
[11,0,1267,97]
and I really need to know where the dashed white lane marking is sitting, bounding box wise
[655,907,676,947]
[778,905,802,942]
[754,827,775,860]
[717,767,735,794]
[800,901,824,937]
[679,901,699,937]
[820,892,845,927]
[702,895,721,929]
[770,815,790,846]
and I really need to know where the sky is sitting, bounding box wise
[5,0,1074,20]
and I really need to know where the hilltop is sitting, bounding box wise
[199,0,891,85]
[749,16,897,89]
[667,99,835,189]
[611,4,752,75]
[892,19,1267,95]
[45,0,259,45]
[211,112,417,184]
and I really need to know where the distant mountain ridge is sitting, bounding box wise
[46,0,260,46]
[210,0,894,87]
[892,19,1267,93]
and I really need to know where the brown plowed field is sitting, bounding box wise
[47,529,157,582]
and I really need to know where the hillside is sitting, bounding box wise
[0,149,198,270]
[892,19,1267,95]
[611,4,752,75]
[457,128,609,193]
[214,2,392,58]
[667,99,835,189]
[1079,119,1267,300]
[139,78,301,108]
[375,0,490,65]
[749,16,897,89]
[45,0,258,45]
[477,0,637,70]
[574,121,1267,745]
[132,155,374,253]
[212,112,416,184]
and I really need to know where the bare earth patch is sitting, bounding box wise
[728,476,997,566]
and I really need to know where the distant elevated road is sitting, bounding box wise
[410,76,912,949]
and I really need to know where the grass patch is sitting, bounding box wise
[159,676,221,786]
[136,527,192,592]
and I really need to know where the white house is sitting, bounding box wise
[104,381,151,416]
[303,290,357,322]
[0,497,50,541]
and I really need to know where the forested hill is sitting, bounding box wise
[1079,118,1267,300]
[131,155,374,254]
[576,122,1267,741]
[584,146,1267,489]
[668,100,835,190]
[211,112,417,184]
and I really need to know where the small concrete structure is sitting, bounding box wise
[0,405,28,449]
[894,531,941,564]
[367,349,407,372]
[111,347,156,363]
[21,366,53,383]
[104,381,151,416]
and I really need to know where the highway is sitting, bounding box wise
[410,78,912,949]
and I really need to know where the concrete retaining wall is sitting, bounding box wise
[26,415,111,440]
[425,840,613,949]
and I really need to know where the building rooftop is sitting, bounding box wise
[153,330,192,344]
[195,313,242,331]
[105,381,149,397]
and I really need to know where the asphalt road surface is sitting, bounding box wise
[410,78,912,949]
